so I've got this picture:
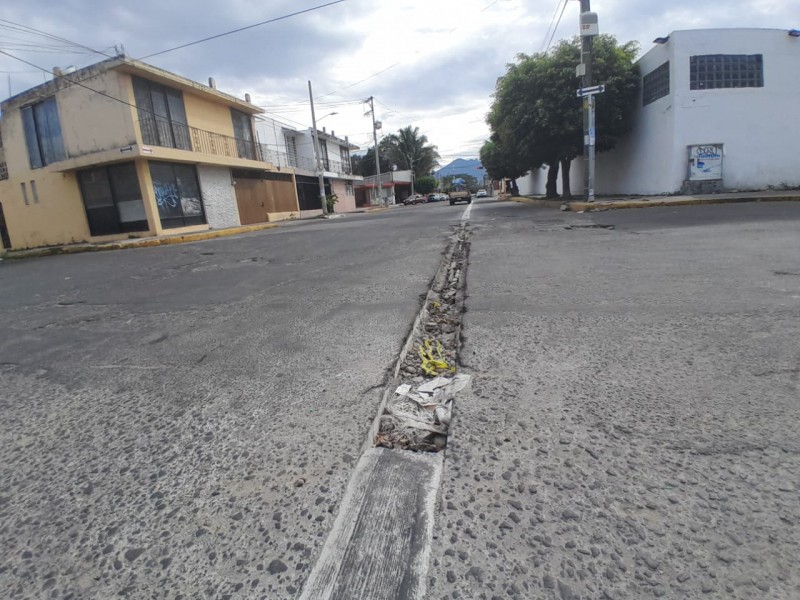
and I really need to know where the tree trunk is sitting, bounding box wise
[560,158,572,200]
[545,161,560,198]
[510,179,520,196]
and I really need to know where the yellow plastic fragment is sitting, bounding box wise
[418,339,453,376]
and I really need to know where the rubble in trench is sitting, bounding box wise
[375,232,470,452]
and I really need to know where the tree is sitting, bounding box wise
[382,126,441,178]
[415,175,437,195]
[479,138,527,195]
[351,146,392,177]
[488,35,639,198]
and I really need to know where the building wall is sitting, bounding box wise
[331,179,356,212]
[669,29,800,191]
[594,41,676,195]
[58,70,139,158]
[0,97,98,249]
[197,165,240,228]
[182,92,237,138]
[519,29,800,196]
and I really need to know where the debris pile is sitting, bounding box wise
[376,229,470,452]
[377,375,471,451]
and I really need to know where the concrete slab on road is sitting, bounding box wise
[427,199,800,599]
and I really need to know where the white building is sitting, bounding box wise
[255,118,361,215]
[518,28,800,196]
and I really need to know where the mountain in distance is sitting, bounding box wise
[434,158,483,181]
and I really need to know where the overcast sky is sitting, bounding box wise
[2,0,798,162]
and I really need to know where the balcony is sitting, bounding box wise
[136,120,357,177]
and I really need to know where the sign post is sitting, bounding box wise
[576,85,604,202]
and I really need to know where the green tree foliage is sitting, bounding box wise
[479,138,527,195]
[488,35,640,198]
[382,126,441,178]
[414,175,437,194]
[351,146,392,177]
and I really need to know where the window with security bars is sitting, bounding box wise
[642,61,670,106]
[690,54,763,90]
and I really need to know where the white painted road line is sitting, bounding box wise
[461,202,473,221]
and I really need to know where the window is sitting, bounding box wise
[0,162,7,181]
[642,61,670,106]
[340,146,351,165]
[149,162,205,229]
[345,182,354,196]
[78,163,148,236]
[285,134,298,167]
[319,139,329,170]
[690,54,763,90]
[21,97,66,168]
[231,109,256,160]
[133,77,192,150]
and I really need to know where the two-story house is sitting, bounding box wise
[0,55,301,251]
[256,118,361,216]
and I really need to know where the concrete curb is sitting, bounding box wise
[568,194,800,212]
[507,196,561,207]
[3,223,278,260]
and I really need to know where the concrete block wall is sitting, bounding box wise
[197,165,241,229]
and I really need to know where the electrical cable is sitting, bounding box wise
[545,0,569,52]
[138,0,347,60]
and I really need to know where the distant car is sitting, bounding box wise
[476,189,487,198]
[403,194,426,205]
[427,193,438,203]
[448,189,472,205]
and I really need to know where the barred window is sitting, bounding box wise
[690,54,763,90]
[642,61,670,106]
[0,162,8,181]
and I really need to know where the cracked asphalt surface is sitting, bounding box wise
[429,200,800,600]
[0,205,465,599]
[2,198,799,600]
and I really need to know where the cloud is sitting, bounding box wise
[2,0,798,161]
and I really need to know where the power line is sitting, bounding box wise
[0,19,113,58]
[138,0,347,60]
[545,0,570,52]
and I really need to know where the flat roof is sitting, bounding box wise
[1,56,263,115]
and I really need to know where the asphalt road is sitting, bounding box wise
[2,198,799,600]
[429,199,800,600]
[0,201,467,600]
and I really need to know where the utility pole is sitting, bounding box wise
[579,0,597,201]
[308,80,329,216]
[368,96,383,206]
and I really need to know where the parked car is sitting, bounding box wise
[476,189,487,198]
[403,194,426,205]
[427,193,438,203]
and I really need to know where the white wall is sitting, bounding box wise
[197,165,240,228]
[670,29,800,191]
[523,29,800,196]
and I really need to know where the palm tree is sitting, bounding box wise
[382,126,441,178]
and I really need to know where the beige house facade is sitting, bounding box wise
[0,56,301,251]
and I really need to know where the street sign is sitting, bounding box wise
[576,84,605,97]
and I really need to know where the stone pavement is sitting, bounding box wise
[426,200,800,599]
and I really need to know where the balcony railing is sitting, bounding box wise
[137,119,355,176]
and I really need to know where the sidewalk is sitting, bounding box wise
[0,205,401,260]
[426,202,800,599]
[506,189,800,212]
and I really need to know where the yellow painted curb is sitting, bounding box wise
[3,223,278,260]
[569,195,800,212]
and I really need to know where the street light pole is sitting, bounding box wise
[308,80,328,216]
[368,96,383,206]
[579,0,597,202]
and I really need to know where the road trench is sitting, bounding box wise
[298,223,472,600]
